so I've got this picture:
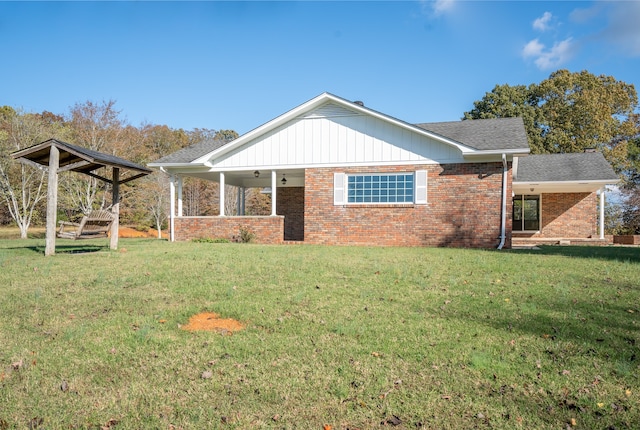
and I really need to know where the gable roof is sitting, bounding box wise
[151,138,229,165]
[514,152,619,183]
[149,92,530,167]
[416,117,529,152]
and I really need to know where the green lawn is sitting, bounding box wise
[0,238,638,429]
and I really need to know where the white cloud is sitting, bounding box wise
[522,37,574,70]
[533,11,553,32]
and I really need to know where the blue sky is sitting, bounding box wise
[2,1,639,135]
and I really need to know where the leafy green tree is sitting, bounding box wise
[535,70,638,172]
[464,69,639,176]
[464,83,546,153]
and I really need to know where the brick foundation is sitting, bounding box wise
[174,216,284,244]
[613,235,640,245]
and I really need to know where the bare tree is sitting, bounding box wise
[61,100,126,214]
[0,107,69,238]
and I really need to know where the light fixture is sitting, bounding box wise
[254,170,260,178]
[281,174,287,185]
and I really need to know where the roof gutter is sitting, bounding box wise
[498,153,508,250]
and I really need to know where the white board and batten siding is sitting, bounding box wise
[212,103,464,169]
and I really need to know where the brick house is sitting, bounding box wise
[148,93,619,248]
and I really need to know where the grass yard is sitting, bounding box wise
[0,238,638,429]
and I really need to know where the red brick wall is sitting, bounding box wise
[303,163,511,248]
[174,216,284,244]
[540,192,596,237]
[613,235,640,245]
[276,187,304,241]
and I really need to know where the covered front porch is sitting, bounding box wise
[511,183,610,247]
[166,168,305,243]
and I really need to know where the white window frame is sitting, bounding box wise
[334,170,427,205]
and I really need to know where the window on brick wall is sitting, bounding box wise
[334,171,427,205]
[513,195,540,231]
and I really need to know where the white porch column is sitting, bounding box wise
[600,187,605,240]
[271,170,277,216]
[177,176,183,217]
[169,174,176,242]
[238,187,245,215]
[219,172,226,216]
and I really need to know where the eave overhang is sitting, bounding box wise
[513,179,620,194]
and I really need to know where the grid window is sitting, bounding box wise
[347,173,414,203]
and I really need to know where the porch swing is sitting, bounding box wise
[57,209,115,240]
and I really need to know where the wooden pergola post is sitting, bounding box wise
[110,167,120,250]
[44,145,60,256]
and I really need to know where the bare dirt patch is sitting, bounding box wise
[118,226,168,238]
[181,312,245,334]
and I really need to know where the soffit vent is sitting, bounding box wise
[299,102,362,119]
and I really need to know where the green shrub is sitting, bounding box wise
[191,237,230,243]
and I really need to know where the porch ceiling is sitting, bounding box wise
[178,168,306,188]
[513,180,611,194]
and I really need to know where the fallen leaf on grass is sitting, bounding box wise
[11,359,23,370]
[383,415,402,426]
[60,380,68,392]
[100,419,119,429]
[625,389,632,397]
[201,370,213,379]
[28,417,43,429]
[323,425,332,430]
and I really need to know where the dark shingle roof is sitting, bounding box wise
[415,117,529,151]
[150,113,530,167]
[149,139,230,164]
[515,152,618,182]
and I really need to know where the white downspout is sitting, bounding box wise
[498,153,508,249]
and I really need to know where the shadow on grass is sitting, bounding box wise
[3,242,110,255]
[457,274,638,366]
[509,245,640,263]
